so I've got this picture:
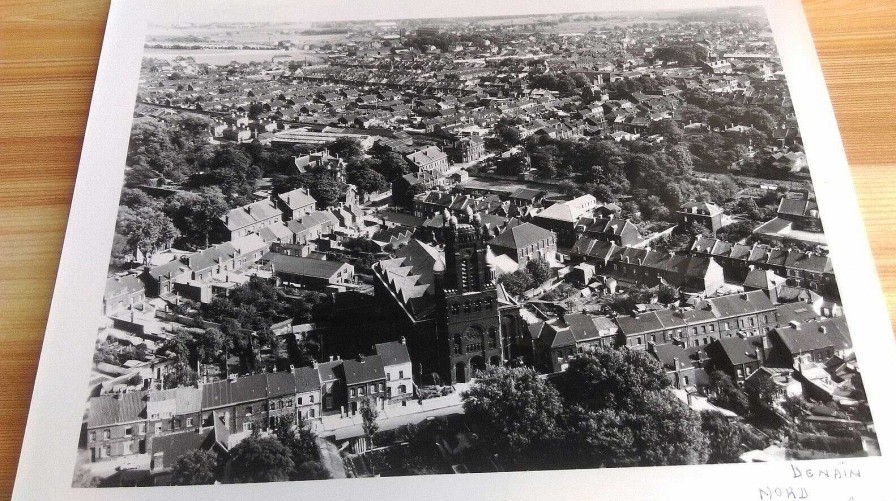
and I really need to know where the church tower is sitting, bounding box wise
[437,213,504,384]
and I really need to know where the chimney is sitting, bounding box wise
[818,326,827,334]
[755,347,764,365]
[400,336,407,345]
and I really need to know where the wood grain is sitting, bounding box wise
[0,1,894,498]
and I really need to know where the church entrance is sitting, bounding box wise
[470,355,485,378]
[490,355,501,367]
[455,362,466,383]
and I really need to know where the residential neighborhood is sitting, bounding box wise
[75,7,878,488]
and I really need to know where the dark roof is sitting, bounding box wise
[264,253,349,280]
[488,222,554,251]
[201,373,268,409]
[294,366,321,394]
[706,290,775,318]
[317,360,343,383]
[151,429,215,468]
[375,341,412,366]
[342,355,386,385]
[88,391,147,428]
[266,371,296,398]
[774,317,850,354]
[708,336,764,367]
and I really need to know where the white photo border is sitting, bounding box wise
[13,1,896,499]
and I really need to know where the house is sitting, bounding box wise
[576,216,641,247]
[406,146,450,178]
[103,275,146,315]
[677,201,724,234]
[262,253,355,291]
[450,136,486,163]
[768,317,851,368]
[375,339,414,402]
[287,210,339,245]
[343,355,387,415]
[533,194,598,247]
[648,342,706,391]
[487,222,557,269]
[531,313,618,373]
[744,366,802,405]
[276,188,317,220]
[704,335,766,385]
[86,392,149,462]
[294,366,323,421]
[218,199,283,242]
[753,194,826,246]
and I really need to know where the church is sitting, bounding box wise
[372,211,524,384]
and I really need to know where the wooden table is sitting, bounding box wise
[1,1,894,498]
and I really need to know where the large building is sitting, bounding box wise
[373,215,523,384]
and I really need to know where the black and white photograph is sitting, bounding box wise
[11,1,896,499]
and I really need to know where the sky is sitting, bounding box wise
[144,0,765,26]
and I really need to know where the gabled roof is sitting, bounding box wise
[221,200,282,231]
[406,146,448,167]
[264,253,350,280]
[88,391,147,428]
[294,366,321,394]
[375,341,411,367]
[708,335,764,366]
[342,355,386,385]
[488,222,554,251]
[278,188,317,210]
[104,275,145,299]
[201,373,268,409]
[774,317,850,355]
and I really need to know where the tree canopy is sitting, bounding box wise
[227,436,295,483]
[170,449,219,485]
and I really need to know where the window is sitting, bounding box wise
[286,399,293,407]
[125,427,133,436]
[298,396,303,405]
[692,327,698,334]
[246,406,253,416]
[709,325,715,332]
[103,429,110,440]
[370,384,376,393]
[155,423,162,434]
[186,417,193,427]
[379,383,384,392]
[359,386,365,396]
[724,322,730,330]
[398,370,404,379]
[310,409,315,418]
[350,389,356,397]
[138,423,146,434]
[749,318,755,327]
[386,372,391,381]
[89,431,96,442]
[683,376,690,385]
[310,395,314,403]
[650,334,656,343]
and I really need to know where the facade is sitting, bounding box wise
[276,188,317,220]
[218,199,283,242]
[103,275,146,315]
[375,340,414,401]
[487,222,557,268]
[451,136,486,163]
[531,313,618,373]
[615,290,777,349]
[406,146,450,178]
[691,237,838,300]
[575,216,640,247]
[677,201,724,234]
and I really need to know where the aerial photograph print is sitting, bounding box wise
[72,3,880,488]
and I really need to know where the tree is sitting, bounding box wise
[708,370,751,416]
[301,170,347,208]
[327,137,364,160]
[164,187,229,248]
[347,165,388,195]
[171,449,219,485]
[360,397,380,446]
[525,257,552,286]
[117,205,180,263]
[497,269,533,297]
[559,349,669,411]
[227,436,295,483]
[462,366,564,466]
[700,410,745,464]
[372,151,411,181]
[558,350,707,466]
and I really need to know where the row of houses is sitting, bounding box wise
[86,340,412,464]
